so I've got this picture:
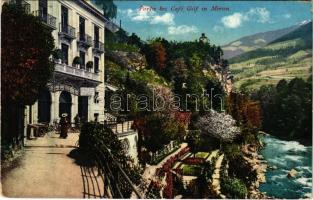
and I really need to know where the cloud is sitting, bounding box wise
[151,13,175,25]
[221,7,270,29]
[221,13,245,28]
[119,6,175,25]
[168,25,198,35]
[247,7,270,23]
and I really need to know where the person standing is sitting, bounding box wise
[60,113,69,139]
[74,114,80,130]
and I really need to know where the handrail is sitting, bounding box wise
[92,143,143,198]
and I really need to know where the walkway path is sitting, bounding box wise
[1,132,104,198]
[133,143,188,198]
[211,153,225,198]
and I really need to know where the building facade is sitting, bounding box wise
[3,0,139,163]
[14,0,108,124]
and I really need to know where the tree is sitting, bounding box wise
[151,41,167,73]
[1,3,55,146]
[128,33,142,48]
[196,110,241,143]
[186,130,201,157]
[93,0,117,19]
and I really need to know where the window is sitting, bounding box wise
[61,6,68,32]
[79,16,85,41]
[79,51,85,69]
[94,56,99,73]
[94,92,99,104]
[61,43,68,64]
[39,0,47,22]
[94,25,99,47]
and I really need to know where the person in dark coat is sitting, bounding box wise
[60,113,69,139]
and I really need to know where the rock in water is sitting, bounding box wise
[287,169,297,178]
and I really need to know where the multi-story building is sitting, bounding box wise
[7,0,112,124]
[3,0,139,163]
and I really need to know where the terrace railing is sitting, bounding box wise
[33,10,57,29]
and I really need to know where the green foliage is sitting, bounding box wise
[182,164,201,176]
[221,177,248,199]
[79,122,141,198]
[143,113,184,152]
[186,130,201,156]
[222,143,242,159]
[86,61,93,69]
[105,42,139,53]
[130,69,169,86]
[251,77,312,144]
[73,56,82,65]
[93,0,117,19]
[52,49,63,60]
[2,2,55,105]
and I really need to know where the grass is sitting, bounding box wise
[195,152,210,159]
[230,51,312,90]
[182,164,201,176]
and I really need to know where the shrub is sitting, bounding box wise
[106,42,139,53]
[86,61,93,69]
[79,122,141,198]
[73,56,82,65]
[221,177,248,199]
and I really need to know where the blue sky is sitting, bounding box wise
[112,1,311,46]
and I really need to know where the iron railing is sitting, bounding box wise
[77,32,92,47]
[33,10,56,29]
[93,40,104,53]
[91,144,143,198]
[59,23,76,39]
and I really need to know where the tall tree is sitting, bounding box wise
[1,3,55,146]
[196,110,241,144]
[93,0,117,19]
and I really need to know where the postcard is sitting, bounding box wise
[1,0,312,199]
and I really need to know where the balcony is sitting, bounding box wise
[9,0,30,14]
[77,32,92,48]
[93,40,104,54]
[33,10,56,30]
[58,23,76,41]
[54,63,100,82]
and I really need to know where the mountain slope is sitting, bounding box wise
[229,21,312,91]
[222,25,300,59]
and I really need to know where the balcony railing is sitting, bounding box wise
[93,40,104,53]
[33,10,56,29]
[77,32,92,48]
[54,63,100,82]
[59,23,76,39]
[9,0,30,14]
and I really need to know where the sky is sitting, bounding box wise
[111,1,312,46]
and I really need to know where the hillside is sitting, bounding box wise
[222,25,299,59]
[229,21,312,91]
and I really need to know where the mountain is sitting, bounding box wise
[222,25,301,59]
[229,21,312,91]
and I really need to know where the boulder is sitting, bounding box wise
[287,169,297,178]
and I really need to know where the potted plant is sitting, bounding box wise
[73,56,82,68]
[52,49,63,64]
[86,61,93,72]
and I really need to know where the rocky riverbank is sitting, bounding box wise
[242,143,269,199]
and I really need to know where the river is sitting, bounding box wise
[259,134,312,199]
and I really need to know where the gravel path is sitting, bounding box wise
[1,132,102,198]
